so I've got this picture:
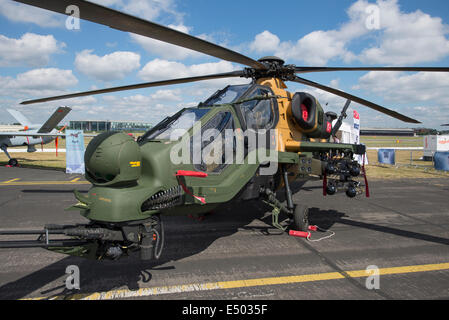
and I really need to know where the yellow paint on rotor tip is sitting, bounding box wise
[20,262,449,301]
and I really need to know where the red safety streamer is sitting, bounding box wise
[323,171,327,196]
[289,230,311,239]
[290,225,335,242]
[175,171,208,204]
[55,125,67,158]
[362,153,370,198]
[176,170,208,178]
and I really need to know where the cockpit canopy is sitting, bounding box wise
[203,84,251,106]
[141,83,278,142]
[204,84,277,130]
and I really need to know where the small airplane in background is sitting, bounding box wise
[0,106,71,166]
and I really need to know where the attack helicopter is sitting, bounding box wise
[1,0,449,261]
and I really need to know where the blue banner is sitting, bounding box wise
[378,149,395,165]
[434,152,449,172]
[65,130,85,174]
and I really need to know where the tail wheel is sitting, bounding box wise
[8,159,18,167]
[292,205,309,232]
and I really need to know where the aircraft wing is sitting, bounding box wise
[7,109,32,127]
[0,132,97,137]
[37,107,72,133]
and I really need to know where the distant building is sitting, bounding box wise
[360,128,416,137]
[69,120,152,132]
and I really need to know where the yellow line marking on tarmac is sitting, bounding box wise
[0,180,90,186]
[71,177,81,182]
[2,178,20,183]
[21,262,449,300]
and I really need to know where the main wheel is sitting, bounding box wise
[292,205,309,232]
[8,159,18,167]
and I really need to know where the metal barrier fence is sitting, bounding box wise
[367,147,434,168]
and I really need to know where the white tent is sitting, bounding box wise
[333,121,353,144]
[333,120,368,165]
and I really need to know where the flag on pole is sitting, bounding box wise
[351,110,368,165]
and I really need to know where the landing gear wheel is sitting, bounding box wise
[292,205,309,232]
[8,159,18,167]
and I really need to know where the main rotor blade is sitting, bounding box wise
[14,0,266,70]
[20,71,245,105]
[295,66,449,74]
[292,76,421,124]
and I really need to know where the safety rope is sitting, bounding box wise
[306,225,335,242]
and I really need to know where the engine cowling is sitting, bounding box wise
[291,92,333,140]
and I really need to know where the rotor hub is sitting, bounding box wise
[244,57,296,81]
[258,56,285,67]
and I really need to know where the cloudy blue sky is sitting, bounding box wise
[1,0,449,128]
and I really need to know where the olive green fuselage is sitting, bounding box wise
[77,105,260,223]
[74,92,362,225]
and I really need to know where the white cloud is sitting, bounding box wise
[150,89,182,102]
[340,71,449,126]
[91,0,183,22]
[137,59,249,99]
[249,31,280,53]
[354,71,449,105]
[130,24,213,60]
[0,33,65,67]
[122,0,181,22]
[96,93,184,122]
[0,68,78,98]
[102,94,152,107]
[75,50,141,81]
[69,59,246,122]
[0,0,183,29]
[249,0,449,66]
[0,0,63,27]
[249,1,369,65]
[91,0,124,6]
[286,78,421,127]
[138,59,238,81]
[101,89,182,106]
[358,0,449,64]
[0,91,179,124]
[1,95,100,124]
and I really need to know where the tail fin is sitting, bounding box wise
[37,106,71,133]
[7,109,32,127]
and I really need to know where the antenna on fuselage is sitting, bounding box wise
[331,99,352,138]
